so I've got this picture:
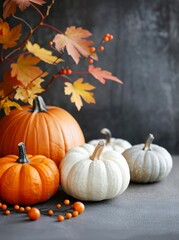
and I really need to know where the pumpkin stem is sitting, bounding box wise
[143,133,154,151]
[90,141,105,160]
[32,96,47,112]
[16,142,29,163]
[101,128,111,144]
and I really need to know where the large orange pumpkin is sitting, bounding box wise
[0,96,85,165]
[0,142,60,205]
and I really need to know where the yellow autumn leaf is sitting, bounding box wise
[14,76,45,105]
[11,54,43,86]
[0,97,22,115]
[64,78,96,110]
[26,41,63,64]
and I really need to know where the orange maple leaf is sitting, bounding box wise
[64,78,96,110]
[0,70,22,97]
[11,54,43,86]
[88,65,123,84]
[0,19,21,49]
[3,0,46,19]
[53,26,98,64]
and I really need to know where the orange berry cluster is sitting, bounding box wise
[0,199,85,223]
[59,68,72,75]
[103,33,113,42]
[88,33,113,65]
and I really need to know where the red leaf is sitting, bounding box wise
[88,65,123,84]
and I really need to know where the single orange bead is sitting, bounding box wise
[56,203,61,209]
[28,208,41,221]
[0,202,2,208]
[47,210,53,216]
[5,210,10,215]
[72,211,79,217]
[109,35,113,40]
[1,204,7,210]
[63,69,67,74]
[66,212,72,219]
[103,36,109,42]
[25,206,31,212]
[89,47,96,53]
[64,199,70,205]
[99,46,104,51]
[57,215,64,222]
[14,205,20,210]
[104,33,110,38]
[60,69,67,74]
[88,59,94,64]
[66,69,72,74]
[19,207,25,212]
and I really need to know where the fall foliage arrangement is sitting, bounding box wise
[0,0,122,115]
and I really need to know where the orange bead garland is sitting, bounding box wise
[0,198,85,222]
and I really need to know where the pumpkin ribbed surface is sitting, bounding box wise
[122,143,173,183]
[89,138,132,153]
[0,154,60,205]
[60,143,130,201]
[89,128,132,153]
[0,100,85,165]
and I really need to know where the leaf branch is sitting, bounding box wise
[40,23,63,34]
[2,0,57,62]
[44,74,71,91]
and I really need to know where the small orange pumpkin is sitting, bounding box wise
[0,96,85,165]
[0,142,60,205]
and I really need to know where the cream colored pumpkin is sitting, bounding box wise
[122,134,173,183]
[88,128,132,153]
[60,141,130,201]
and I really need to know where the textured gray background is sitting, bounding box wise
[1,0,179,153]
[0,157,178,240]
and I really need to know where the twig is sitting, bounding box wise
[3,1,56,61]
[40,23,63,34]
[12,14,32,30]
[44,74,70,91]
[30,3,45,19]
[45,0,56,17]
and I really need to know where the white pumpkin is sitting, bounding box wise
[88,128,132,153]
[60,141,130,201]
[122,134,173,183]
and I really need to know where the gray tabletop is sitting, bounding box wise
[0,157,179,240]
